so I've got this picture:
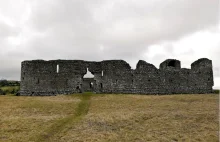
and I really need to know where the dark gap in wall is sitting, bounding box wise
[76,85,82,93]
[37,78,39,84]
[168,60,176,67]
[100,83,103,89]
[90,82,93,88]
[66,79,68,85]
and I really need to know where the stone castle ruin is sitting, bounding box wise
[19,58,214,96]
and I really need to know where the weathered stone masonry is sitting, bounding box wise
[19,58,214,96]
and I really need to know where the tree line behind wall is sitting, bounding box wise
[0,80,20,95]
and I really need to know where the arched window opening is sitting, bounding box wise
[101,70,104,76]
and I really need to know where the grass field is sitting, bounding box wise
[0,93,219,142]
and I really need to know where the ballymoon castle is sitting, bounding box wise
[19,58,214,96]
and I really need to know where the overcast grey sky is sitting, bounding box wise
[0,0,219,89]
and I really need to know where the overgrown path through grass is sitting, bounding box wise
[31,93,92,142]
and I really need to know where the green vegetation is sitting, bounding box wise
[0,86,20,95]
[0,94,218,142]
[213,89,219,94]
[0,80,20,87]
[0,80,20,95]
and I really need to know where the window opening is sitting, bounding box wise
[57,64,59,73]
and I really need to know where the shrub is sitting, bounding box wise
[0,80,8,87]
[213,90,219,94]
[0,89,6,95]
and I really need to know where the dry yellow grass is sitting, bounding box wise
[0,94,219,142]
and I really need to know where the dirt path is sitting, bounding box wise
[31,93,92,142]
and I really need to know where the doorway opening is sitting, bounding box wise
[82,68,95,93]
[90,82,93,89]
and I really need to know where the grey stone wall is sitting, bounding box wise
[19,58,214,96]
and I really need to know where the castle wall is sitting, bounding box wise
[20,60,87,96]
[19,58,214,96]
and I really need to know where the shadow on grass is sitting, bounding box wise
[31,93,92,142]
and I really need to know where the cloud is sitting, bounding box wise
[25,0,218,60]
[0,22,18,38]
